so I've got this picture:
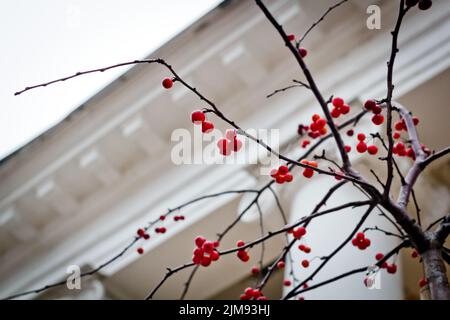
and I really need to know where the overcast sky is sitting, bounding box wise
[0,0,221,160]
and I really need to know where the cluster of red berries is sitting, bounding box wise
[309,114,328,138]
[330,97,350,118]
[352,232,371,250]
[374,253,397,273]
[217,129,242,156]
[240,287,267,300]
[355,133,378,155]
[287,34,308,58]
[289,226,307,240]
[364,99,384,126]
[236,240,250,262]
[300,159,318,178]
[392,141,415,159]
[298,244,311,253]
[137,228,150,240]
[155,227,167,234]
[173,215,185,221]
[192,236,220,267]
[406,0,432,10]
[394,116,419,131]
[270,165,293,184]
[162,77,174,89]
[191,110,215,133]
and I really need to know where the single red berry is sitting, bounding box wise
[357,141,367,153]
[394,120,405,131]
[192,255,201,264]
[340,104,350,115]
[298,244,306,251]
[240,294,250,300]
[137,247,144,255]
[232,136,243,152]
[303,168,314,178]
[143,233,150,240]
[285,174,293,182]
[387,264,397,274]
[276,175,286,184]
[357,133,366,141]
[316,118,327,128]
[277,261,285,269]
[202,241,215,254]
[418,278,428,288]
[332,97,344,108]
[331,108,341,118]
[293,227,307,239]
[303,246,311,253]
[159,227,166,233]
[301,260,309,268]
[411,250,419,258]
[193,247,203,257]
[195,236,206,248]
[159,215,165,221]
[367,145,378,155]
[283,279,292,287]
[356,232,365,240]
[412,116,420,126]
[393,132,401,139]
[191,110,205,124]
[344,145,351,153]
[213,241,220,248]
[201,256,212,267]
[371,105,382,114]
[312,114,320,122]
[375,253,384,261]
[251,266,260,275]
[210,250,220,261]
[364,99,376,111]
[299,47,308,58]
[372,114,384,125]
[201,121,214,133]
[278,165,289,175]
[347,129,354,136]
[162,78,173,89]
[137,228,145,237]
[236,240,245,247]
[287,34,295,41]
[418,0,432,10]
[217,138,231,156]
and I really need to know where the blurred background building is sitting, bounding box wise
[0,0,449,299]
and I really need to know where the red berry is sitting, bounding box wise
[137,228,145,237]
[411,250,419,258]
[236,240,245,247]
[372,114,384,125]
[331,108,341,118]
[251,266,260,275]
[303,246,311,253]
[367,145,378,155]
[143,233,150,240]
[312,114,320,122]
[162,78,173,89]
[332,97,344,108]
[371,105,382,114]
[393,132,401,139]
[418,278,428,288]
[277,261,285,269]
[159,215,165,221]
[232,136,243,152]
[201,121,214,133]
[213,241,220,248]
[356,142,367,153]
[340,104,350,115]
[283,279,292,287]
[344,145,351,153]
[285,174,293,182]
[191,110,205,124]
[210,250,220,261]
[217,138,231,156]
[316,118,327,129]
[202,241,215,254]
[395,121,405,131]
[347,129,354,136]
[418,0,432,10]
[303,168,314,178]
[276,175,286,184]
[195,236,206,248]
[137,247,144,255]
[412,116,420,126]
[364,99,376,111]
[293,227,307,239]
[387,264,397,274]
[375,253,384,261]
[299,47,308,58]
[287,34,295,41]
[357,133,366,141]
[301,260,309,268]
[201,256,211,267]
[192,255,201,264]
[278,165,289,175]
